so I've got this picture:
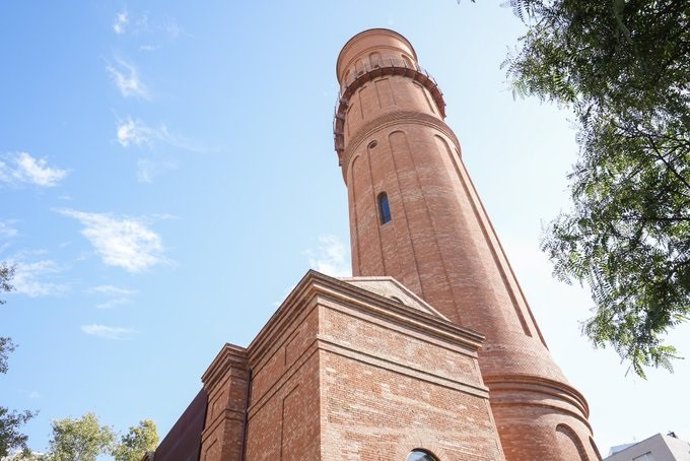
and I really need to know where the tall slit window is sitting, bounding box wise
[378,192,392,224]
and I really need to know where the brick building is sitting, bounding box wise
[151,29,600,461]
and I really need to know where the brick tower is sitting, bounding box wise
[334,29,600,460]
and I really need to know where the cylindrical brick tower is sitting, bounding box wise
[334,29,601,461]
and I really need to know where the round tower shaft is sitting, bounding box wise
[334,28,600,461]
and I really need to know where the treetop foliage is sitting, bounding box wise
[0,408,34,459]
[111,420,158,461]
[1,262,16,374]
[0,263,14,304]
[506,0,690,377]
[47,413,114,461]
[38,414,158,461]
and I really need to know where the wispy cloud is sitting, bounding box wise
[58,209,166,273]
[0,152,68,187]
[81,324,138,340]
[307,235,351,277]
[12,259,68,297]
[89,284,136,309]
[136,159,155,183]
[117,118,154,148]
[113,8,184,47]
[163,19,182,40]
[0,221,18,238]
[136,158,177,183]
[90,285,137,296]
[106,59,149,99]
[116,116,203,152]
[139,44,159,52]
[96,298,131,309]
[14,153,67,186]
[111,8,182,41]
[113,9,128,34]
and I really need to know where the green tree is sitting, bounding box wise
[0,336,15,377]
[1,262,35,458]
[0,451,44,461]
[111,420,158,461]
[0,408,34,458]
[505,0,690,377]
[1,262,16,374]
[47,413,114,461]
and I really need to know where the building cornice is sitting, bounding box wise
[201,343,248,391]
[247,270,486,370]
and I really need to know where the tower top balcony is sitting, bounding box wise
[333,29,447,162]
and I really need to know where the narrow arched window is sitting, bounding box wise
[370,51,382,68]
[378,192,391,224]
[402,54,414,69]
[407,449,438,461]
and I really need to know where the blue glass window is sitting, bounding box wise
[407,450,437,461]
[378,192,391,224]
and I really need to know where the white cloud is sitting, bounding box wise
[89,285,136,309]
[307,235,351,277]
[0,162,10,183]
[113,10,182,41]
[163,19,181,40]
[12,260,67,297]
[139,44,159,52]
[59,209,165,273]
[96,298,131,309]
[117,118,154,147]
[14,153,67,186]
[136,158,155,182]
[90,285,137,296]
[0,152,67,187]
[116,116,203,152]
[136,158,177,183]
[0,221,18,238]
[113,9,128,34]
[81,324,138,340]
[107,59,149,99]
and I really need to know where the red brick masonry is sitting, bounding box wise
[334,28,600,461]
[153,29,600,461]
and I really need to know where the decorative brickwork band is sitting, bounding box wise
[340,111,461,178]
[334,60,446,163]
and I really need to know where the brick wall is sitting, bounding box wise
[199,345,250,461]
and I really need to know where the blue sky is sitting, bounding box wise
[1,1,688,455]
